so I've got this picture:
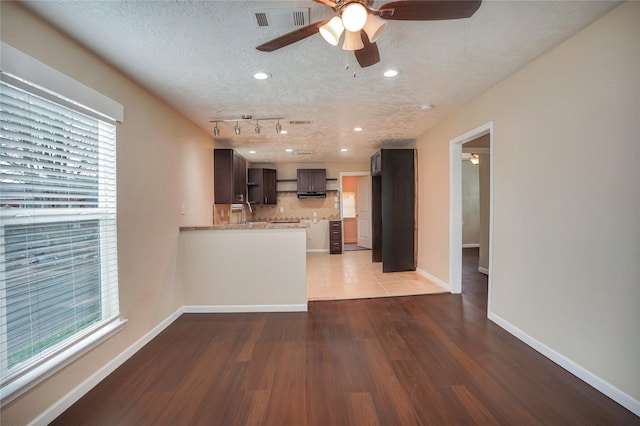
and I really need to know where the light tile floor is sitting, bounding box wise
[307,250,448,301]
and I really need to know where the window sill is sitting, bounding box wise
[1,318,127,407]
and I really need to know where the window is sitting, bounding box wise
[0,74,121,404]
[342,191,356,218]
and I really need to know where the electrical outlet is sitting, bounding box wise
[280,207,284,213]
[181,203,186,215]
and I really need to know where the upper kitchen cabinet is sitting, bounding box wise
[297,168,326,197]
[371,149,416,273]
[248,168,277,205]
[214,149,246,204]
[370,150,382,176]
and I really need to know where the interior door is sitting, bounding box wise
[356,176,372,249]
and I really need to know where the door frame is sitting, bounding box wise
[339,171,372,247]
[449,122,494,313]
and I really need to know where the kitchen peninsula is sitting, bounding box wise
[178,222,308,312]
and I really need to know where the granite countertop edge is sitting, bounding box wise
[180,222,310,231]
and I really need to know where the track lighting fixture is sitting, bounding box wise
[209,116,286,136]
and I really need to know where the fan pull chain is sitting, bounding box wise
[344,57,357,78]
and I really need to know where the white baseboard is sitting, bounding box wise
[416,268,450,291]
[183,304,308,313]
[488,312,640,417]
[478,266,489,275]
[306,249,329,253]
[462,243,480,248]
[30,308,185,426]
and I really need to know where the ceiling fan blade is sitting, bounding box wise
[378,0,481,21]
[256,20,329,52]
[313,0,339,8]
[354,31,380,68]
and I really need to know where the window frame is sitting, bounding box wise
[0,43,125,406]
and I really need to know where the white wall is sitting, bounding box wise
[1,3,214,425]
[417,1,639,407]
[180,229,306,308]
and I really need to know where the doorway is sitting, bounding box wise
[449,122,494,312]
[340,172,372,251]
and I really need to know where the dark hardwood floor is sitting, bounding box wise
[51,248,639,425]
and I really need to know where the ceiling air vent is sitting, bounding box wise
[289,120,312,125]
[253,8,310,29]
[255,13,269,27]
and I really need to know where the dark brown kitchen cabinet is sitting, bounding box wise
[214,149,246,204]
[371,149,416,272]
[370,150,382,176]
[248,168,277,205]
[297,169,326,193]
[329,220,342,254]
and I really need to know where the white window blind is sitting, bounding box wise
[0,78,120,404]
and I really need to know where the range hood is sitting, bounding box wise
[297,192,326,199]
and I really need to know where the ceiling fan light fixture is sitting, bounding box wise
[342,30,364,51]
[341,3,368,32]
[319,16,344,46]
[363,14,387,43]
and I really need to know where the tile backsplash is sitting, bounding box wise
[213,191,340,224]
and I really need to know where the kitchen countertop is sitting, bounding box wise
[180,221,309,231]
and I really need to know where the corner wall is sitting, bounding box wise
[416,1,639,407]
[1,3,214,424]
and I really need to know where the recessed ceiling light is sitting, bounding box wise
[249,150,257,154]
[354,127,363,132]
[421,103,433,110]
[280,130,288,134]
[253,71,271,80]
[285,148,293,152]
[383,69,399,78]
[341,148,348,152]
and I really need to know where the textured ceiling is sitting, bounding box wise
[21,0,619,163]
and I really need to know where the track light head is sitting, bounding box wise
[275,120,282,134]
[213,122,220,136]
[234,122,241,135]
[255,121,261,134]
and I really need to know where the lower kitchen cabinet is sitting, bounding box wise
[329,220,342,254]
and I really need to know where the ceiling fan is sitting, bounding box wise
[256,0,482,68]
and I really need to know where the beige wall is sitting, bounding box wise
[478,153,490,271]
[1,3,215,424]
[461,160,480,245]
[417,1,639,403]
